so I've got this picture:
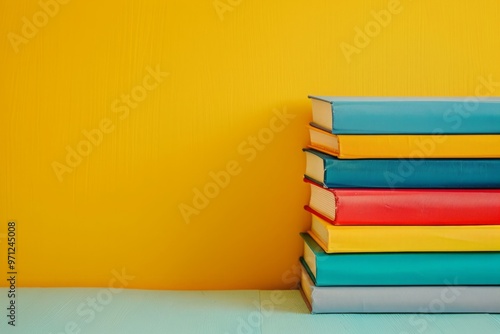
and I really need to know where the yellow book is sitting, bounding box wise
[308,214,500,253]
[308,126,500,159]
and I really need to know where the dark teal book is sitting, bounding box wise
[301,233,500,286]
[309,96,500,134]
[304,148,500,188]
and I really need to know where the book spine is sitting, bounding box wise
[309,285,500,313]
[332,100,500,134]
[333,189,500,225]
[323,158,500,188]
[337,135,500,159]
[312,254,500,286]
[324,225,500,253]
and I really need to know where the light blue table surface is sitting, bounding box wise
[1,288,499,334]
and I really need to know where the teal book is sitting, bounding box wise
[309,96,500,134]
[304,148,500,188]
[301,233,500,286]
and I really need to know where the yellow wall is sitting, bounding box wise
[1,0,499,289]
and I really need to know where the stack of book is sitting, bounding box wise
[300,96,500,313]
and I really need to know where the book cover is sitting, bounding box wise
[305,178,500,226]
[307,213,500,253]
[300,263,500,314]
[308,125,500,159]
[309,96,500,134]
[301,233,500,286]
[304,148,500,188]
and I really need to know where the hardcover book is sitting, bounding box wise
[300,233,500,286]
[309,96,500,134]
[308,213,500,253]
[308,125,500,159]
[305,178,500,225]
[303,148,500,188]
[300,264,500,314]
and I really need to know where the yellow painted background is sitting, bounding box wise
[1,0,499,289]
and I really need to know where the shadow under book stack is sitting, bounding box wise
[299,96,500,314]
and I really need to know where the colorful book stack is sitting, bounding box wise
[300,96,500,314]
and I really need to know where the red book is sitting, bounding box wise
[305,178,500,226]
